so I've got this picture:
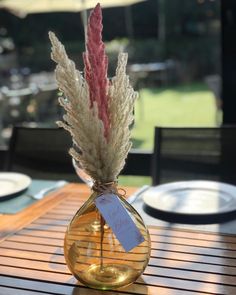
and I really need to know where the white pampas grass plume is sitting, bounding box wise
[49,31,137,183]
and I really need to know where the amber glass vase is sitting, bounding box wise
[64,189,151,290]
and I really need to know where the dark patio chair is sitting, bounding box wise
[122,148,151,177]
[6,125,78,181]
[5,125,152,182]
[31,85,60,122]
[152,126,236,186]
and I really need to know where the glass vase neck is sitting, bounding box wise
[92,180,118,195]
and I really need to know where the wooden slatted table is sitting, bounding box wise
[0,183,236,295]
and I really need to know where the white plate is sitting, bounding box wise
[0,172,31,199]
[142,180,236,217]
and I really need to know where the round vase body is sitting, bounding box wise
[64,191,151,290]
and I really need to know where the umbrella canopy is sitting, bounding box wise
[0,0,146,17]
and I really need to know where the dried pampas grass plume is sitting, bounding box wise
[49,4,137,183]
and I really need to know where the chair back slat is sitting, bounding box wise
[6,126,78,181]
[152,126,236,185]
[6,126,152,181]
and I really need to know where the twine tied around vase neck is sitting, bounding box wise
[92,181,126,197]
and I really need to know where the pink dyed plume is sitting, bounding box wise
[83,3,110,139]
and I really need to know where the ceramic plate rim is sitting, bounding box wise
[142,180,236,216]
[0,172,32,198]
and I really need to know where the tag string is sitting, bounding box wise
[92,181,126,198]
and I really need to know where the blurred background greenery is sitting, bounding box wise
[132,82,218,150]
[0,0,220,77]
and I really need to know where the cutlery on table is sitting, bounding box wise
[30,180,67,200]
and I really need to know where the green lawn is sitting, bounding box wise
[119,82,220,187]
[131,82,219,150]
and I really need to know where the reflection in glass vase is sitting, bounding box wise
[72,158,93,188]
[72,158,104,232]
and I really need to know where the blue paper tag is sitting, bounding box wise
[95,193,145,252]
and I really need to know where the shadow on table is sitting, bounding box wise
[71,277,148,294]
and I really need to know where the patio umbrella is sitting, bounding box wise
[0,0,146,39]
[0,0,146,17]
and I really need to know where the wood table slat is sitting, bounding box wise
[0,249,65,264]
[2,239,235,267]
[6,233,236,261]
[0,286,52,295]
[17,227,236,250]
[0,255,236,287]
[0,276,205,295]
[41,213,73,220]
[26,223,69,232]
[40,211,236,243]
[0,240,64,255]
[0,248,235,276]
[0,264,235,295]
[37,210,236,244]
[31,218,70,226]
[148,227,236,244]
[0,184,235,295]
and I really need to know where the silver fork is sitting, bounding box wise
[30,180,67,200]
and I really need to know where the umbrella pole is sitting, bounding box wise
[80,0,88,44]
[81,8,88,43]
[125,6,134,39]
